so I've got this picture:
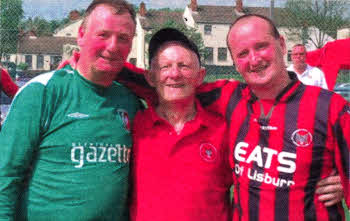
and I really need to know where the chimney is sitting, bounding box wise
[190,0,198,12]
[69,10,80,21]
[139,2,146,17]
[236,0,243,13]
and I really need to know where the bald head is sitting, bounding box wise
[227,14,280,53]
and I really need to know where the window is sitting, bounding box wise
[37,55,44,69]
[204,25,212,35]
[287,50,292,62]
[129,58,137,65]
[218,47,227,61]
[50,56,62,70]
[25,55,32,69]
[205,47,213,64]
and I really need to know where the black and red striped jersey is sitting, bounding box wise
[198,73,350,221]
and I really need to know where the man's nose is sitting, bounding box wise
[249,51,261,66]
[168,65,181,78]
[106,36,118,52]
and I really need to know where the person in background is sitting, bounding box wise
[287,44,328,89]
[0,0,141,220]
[0,66,18,128]
[130,28,232,221]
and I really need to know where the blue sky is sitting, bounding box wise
[23,0,288,20]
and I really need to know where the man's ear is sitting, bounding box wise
[196,67,206,87]
[77,26,85,47]
[279,35,287,55]
[145,70,155,87]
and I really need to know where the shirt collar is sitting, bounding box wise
[145,99,211,130]
[243,71,301,103]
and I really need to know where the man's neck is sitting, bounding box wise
[293,63,307,75]
[76,62,116,87]
[251,71,292,100]
[156,98,197,134]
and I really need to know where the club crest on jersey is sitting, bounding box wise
[116,109,130,131]
[291,129,313,147]
[200,143,217,162]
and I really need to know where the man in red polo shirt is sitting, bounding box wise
[130,28,232,221]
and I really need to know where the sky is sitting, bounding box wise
[23,0,288,20]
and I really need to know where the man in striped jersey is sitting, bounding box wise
[197,14,349,220]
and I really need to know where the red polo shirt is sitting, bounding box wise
[130,101,233,221]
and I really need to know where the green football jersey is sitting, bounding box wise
[0,66,141,221]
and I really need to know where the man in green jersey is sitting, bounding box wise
[0,0,141,220]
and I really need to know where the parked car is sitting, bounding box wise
[334,83,350,101]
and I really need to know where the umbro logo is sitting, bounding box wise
[67,112,89,119]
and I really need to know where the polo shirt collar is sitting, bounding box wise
[145,99,211,130]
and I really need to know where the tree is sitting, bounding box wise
[284,0,349,48]
[0,0,23,60]
[145,19,207,64]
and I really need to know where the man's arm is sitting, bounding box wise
[332,99,350,206]
[57,51,240,114]
[1,69,18,98]
[0,82,45,219]
[306,39,350,90]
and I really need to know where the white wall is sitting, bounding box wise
[54,20,82,37]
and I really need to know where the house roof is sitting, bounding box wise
[17,36,77,55]
[192,5,238,24]
[192,5,290,26]
[139,10,185,30]
[339,23,350,29]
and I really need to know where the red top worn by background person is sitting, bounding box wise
[0,68,18,98]
[306,38,350,90]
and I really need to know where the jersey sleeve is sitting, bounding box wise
[116,63,157,104]
[331,99,350,206]
[196,79,241,117]
[306,39,350,90]
[1,69,18,98]
[0,82,46,220]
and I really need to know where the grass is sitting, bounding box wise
[204,73,245,82]
[205,71,350,84]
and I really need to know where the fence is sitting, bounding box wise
[0,0,349,84]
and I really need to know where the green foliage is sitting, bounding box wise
[19,16,71,37]
[145,19,206,65]
[17,62,29,71]
[284,0,349,48]
[337,70,350,83]
[0,0,23,59]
